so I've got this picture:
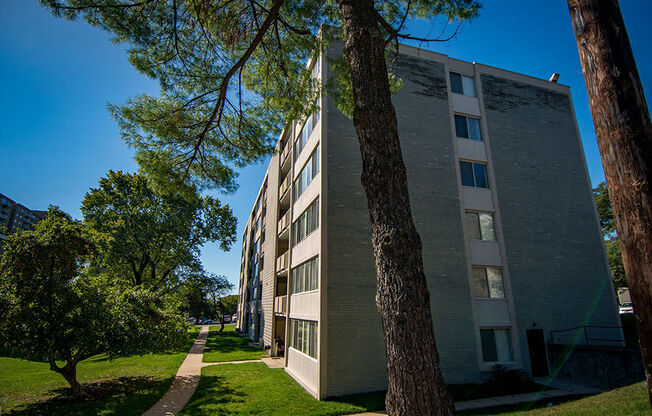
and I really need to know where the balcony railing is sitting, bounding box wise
[274,295,287,315]
[278,210,290,235]
[280,140,291,165]
[276,251,289,273]
[279,173,291,199]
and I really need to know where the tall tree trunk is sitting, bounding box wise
[568,0,652,406]
[337,1,454,414]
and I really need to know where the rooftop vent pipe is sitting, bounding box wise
[549,73,560,83]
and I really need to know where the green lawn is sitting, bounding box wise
[201,325,266,363]
[0,329,198,415]
[459,382,650,416]
[178,362,376,416]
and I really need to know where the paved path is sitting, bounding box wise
[261,356,285,369]
[142,327,267,416]
[142,326,210,416]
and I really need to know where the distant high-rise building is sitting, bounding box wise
[0,193,47,234]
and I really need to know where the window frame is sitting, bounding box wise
[293,197,320,244]
[290,319,318,359]
[480,327,514,363]
[291,256,319,294]
[293,145,320,201]
[454,114,483,141]
[459,160,489,188]
[294,104,320,159]
[450,72,477,97]
[472,266,505,299]
[464,211,496,241]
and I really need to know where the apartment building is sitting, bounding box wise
[236,41,623,399]
[0,193,47,234]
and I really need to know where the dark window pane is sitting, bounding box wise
[450,72,463,94]
[480,329,498,362]
[460,161,475,186]
[474,163,488,188]
[464,212,481,239]
[454,115,469,138]
[473,267,489,298]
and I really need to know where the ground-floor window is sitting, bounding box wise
[290,319,318,358]
[480,327,513,363]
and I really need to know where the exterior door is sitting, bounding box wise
[527,329,550,377]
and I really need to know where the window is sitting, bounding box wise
[295,108,320,159]
[460,161,488,188]
[450,72,476,97]
[293,197,319,244]
[311,57,320,78]
[292,257,319,294]
[294,145,320,201]
[464,211,496,241]
[290,319,318,358]
[454,114,483,141]
[480,328,513,363]
[472,266,504,298]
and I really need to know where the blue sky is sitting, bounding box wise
[1,1,650,290]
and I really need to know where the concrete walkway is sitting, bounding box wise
[142,326,268,416]
[261,356,285,369]
[142,326,210,416]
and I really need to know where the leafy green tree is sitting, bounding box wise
[41,1,479,413]
[182,274,211,323]
[605,239,627,288]
[205,274,234,332]
[0,208,189,397]
[181,272,234,330]
[221,294,238,316]
[593,181,616,237]
[82,170,236,288]
[593,181,626,288]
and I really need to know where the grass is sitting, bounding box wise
[181,373,649,416]
[0,328,198,415]
[458,382,650,416]
[178,362,376,416]
[201,324,267,363]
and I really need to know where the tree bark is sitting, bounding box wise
[61,363,84,398]
[49,355,85,398]
[337,0,454,414]
[568,0,652,406]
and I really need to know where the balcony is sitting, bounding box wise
[276,251,289,275]
[279,173,291,201]
[278,210,290,238]
[274,295,287,316]
[280,139,291,167]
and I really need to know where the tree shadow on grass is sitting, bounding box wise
[178,375,245,415]
[5,376,172,416]
[327,390,386,412]
[203,332,263,358]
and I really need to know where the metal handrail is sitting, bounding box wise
[549,325,624,346]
